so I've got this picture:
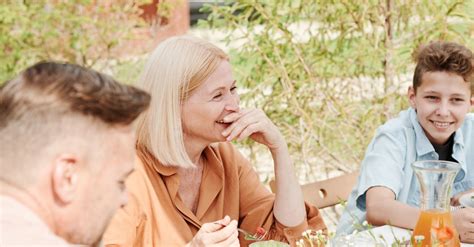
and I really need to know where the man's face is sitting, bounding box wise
[73,125,136,244]
[409,71,473,145]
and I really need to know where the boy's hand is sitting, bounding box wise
[452,207,474,243]
[451,189,474,206]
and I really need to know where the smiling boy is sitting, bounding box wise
[337,41,474,243]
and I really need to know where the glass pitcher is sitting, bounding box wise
[411,160,461,247]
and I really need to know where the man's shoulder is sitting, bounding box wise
[0,196,71,246]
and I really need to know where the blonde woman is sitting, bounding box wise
[103,36,326,247]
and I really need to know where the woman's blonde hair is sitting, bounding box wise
[136,35,228,168]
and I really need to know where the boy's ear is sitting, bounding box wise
[407,86,417,109]
[52,154,79,204]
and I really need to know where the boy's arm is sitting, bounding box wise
[366,187,474,243]
[451,188,474,206]
[451,189,474,243]
[452,208,474,243]
[365,186,420,229]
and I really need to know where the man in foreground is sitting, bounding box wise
[0,62,150,245]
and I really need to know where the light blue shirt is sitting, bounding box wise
[336,107,474,235]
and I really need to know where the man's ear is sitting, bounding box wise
[52,154,79,204]
[407,86,417,109]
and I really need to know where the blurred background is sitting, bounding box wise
[2,0,473,230]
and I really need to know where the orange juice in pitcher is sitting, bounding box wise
[410,160,461,247]
[412,209,459,246]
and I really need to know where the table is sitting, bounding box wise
[357,225,474,246]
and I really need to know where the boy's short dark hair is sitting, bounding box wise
[413,41,473,92]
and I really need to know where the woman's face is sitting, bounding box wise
[181,60,240,146]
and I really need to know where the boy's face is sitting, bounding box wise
[409,71,473,145]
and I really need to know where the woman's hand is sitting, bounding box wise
[221,107,286,151]
[452,208,474,243]
[186,216,240,247]
[223,107,306,227]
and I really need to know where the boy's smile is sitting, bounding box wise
[408,71,473,145]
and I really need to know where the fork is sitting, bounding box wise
[237,228,266,241]
[213,222,266,241]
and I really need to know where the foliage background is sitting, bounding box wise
[2,0,473,181]
[0,0,150,83]
[199,0,474,183]
[2,0,473,230]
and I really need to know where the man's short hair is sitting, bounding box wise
[413,41,474,92]
[0,62,150,186]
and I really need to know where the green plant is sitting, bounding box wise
[200,0,474,177]
[0,0,148,83]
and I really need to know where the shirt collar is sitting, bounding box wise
[409,108,435,157]
[202,143,225,179]
[136,143,225,221]
[408,108,466,181]
[195,143,224,218]
[0,195,70,245]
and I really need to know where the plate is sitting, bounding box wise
[459,192,474,208]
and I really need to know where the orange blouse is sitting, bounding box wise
[103,142,326,246]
